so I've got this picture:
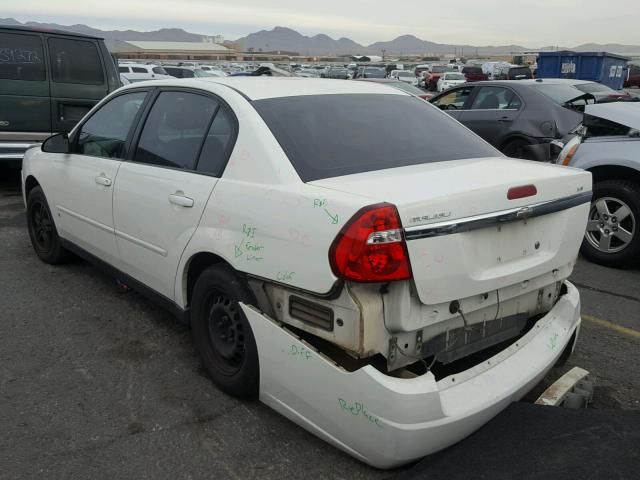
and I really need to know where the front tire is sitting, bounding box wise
[581,180,640,268]
[191,265,260,398]
[26,186,71,264]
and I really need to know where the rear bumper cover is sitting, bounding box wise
[242,281,581,469]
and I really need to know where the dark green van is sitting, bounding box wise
[0,26,120,167]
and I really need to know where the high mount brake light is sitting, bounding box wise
[329,203,412,282]
[507,184,538,200]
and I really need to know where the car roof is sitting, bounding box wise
[124,77,408,101]
[0,24,103,40]
[518,78,591,86]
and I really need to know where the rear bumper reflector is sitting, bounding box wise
[404,191,592,241]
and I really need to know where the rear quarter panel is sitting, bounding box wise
[174,85,370,307]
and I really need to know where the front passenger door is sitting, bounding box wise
[429,86,474,122]
[113,90,233,299]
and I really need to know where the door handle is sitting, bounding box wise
[498,116,513,123]
[168,193,194,208]
[95,175,112,186]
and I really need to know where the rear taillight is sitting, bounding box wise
[329,203,412,282]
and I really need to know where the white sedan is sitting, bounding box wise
[22,77,590,469]
[437,72,467,92]
[390,70,419,85]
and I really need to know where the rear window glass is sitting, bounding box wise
[529,84,592,105]
[49,38,104,85]
[254,94,498,181]
[574,82,613,94]
[0,32,46,81]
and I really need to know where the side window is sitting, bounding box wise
[431,87,474,110]
[132,67,147,73]
[470,87,516,110]
[182,69,195,78]
[197,107,237,176]
[48,38,104,85]
[0,32,46,81]
[508,93,523,110]
[134,91,218,170]
[76,91,147,159]
[118,66,129,73]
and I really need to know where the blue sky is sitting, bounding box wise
[2,0,638,46]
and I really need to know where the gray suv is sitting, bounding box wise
[0,26,120,167]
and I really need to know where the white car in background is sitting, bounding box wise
[118,63,173,83]
[389,70,419,85]
[198,65,227,77]
[22,77,589,469]
[437,72,467,92]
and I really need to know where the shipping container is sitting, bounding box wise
[537,51,629,90]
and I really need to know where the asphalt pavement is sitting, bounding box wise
[1,166,638,479]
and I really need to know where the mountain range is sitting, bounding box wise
[3,18,640,57]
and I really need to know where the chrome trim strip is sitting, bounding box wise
[115,229,168,257]
[0,142,40,149]
[0,132,50,141]
[404,191,592,241]
[57,206,113,234]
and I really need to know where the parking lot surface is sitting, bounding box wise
[1,166,638,478]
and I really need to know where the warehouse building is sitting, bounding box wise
[110,40,237,61]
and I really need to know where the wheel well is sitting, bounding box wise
[185,252,229,308]
[588,165,640,185]
[24,175,40,198]
[499,135,532,150]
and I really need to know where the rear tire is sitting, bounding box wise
[501,138,535,160]
[580,180,640,268]
[191,265,259,398]
[26,186,71,264]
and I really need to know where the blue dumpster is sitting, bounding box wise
[537,51,629,90]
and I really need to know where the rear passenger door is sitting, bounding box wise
[0,30,51,137]
[113,89,237,299]
[459,86,522,146]
[47,36,109,133]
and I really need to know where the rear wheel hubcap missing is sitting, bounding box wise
[585,197,635,254]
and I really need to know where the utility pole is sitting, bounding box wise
[382,49,386,62]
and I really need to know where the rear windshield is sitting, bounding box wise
[574,82,613,94]
[254,94,498,181]
[528,83,591,105]
[396,71,413,77]
[431,66,448,73]
[463,67,482,74]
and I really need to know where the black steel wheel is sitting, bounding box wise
[205,293,246,376]
[191,265,259,398]
[26,186,71,264]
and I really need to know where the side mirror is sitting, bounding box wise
[41,133,70,154]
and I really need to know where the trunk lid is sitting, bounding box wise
[311,157,591,305]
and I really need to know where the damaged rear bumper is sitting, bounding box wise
[241,281,581,469]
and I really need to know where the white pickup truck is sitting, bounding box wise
[22,77,591,468]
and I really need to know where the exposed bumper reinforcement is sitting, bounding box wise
[241,281,581,469]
